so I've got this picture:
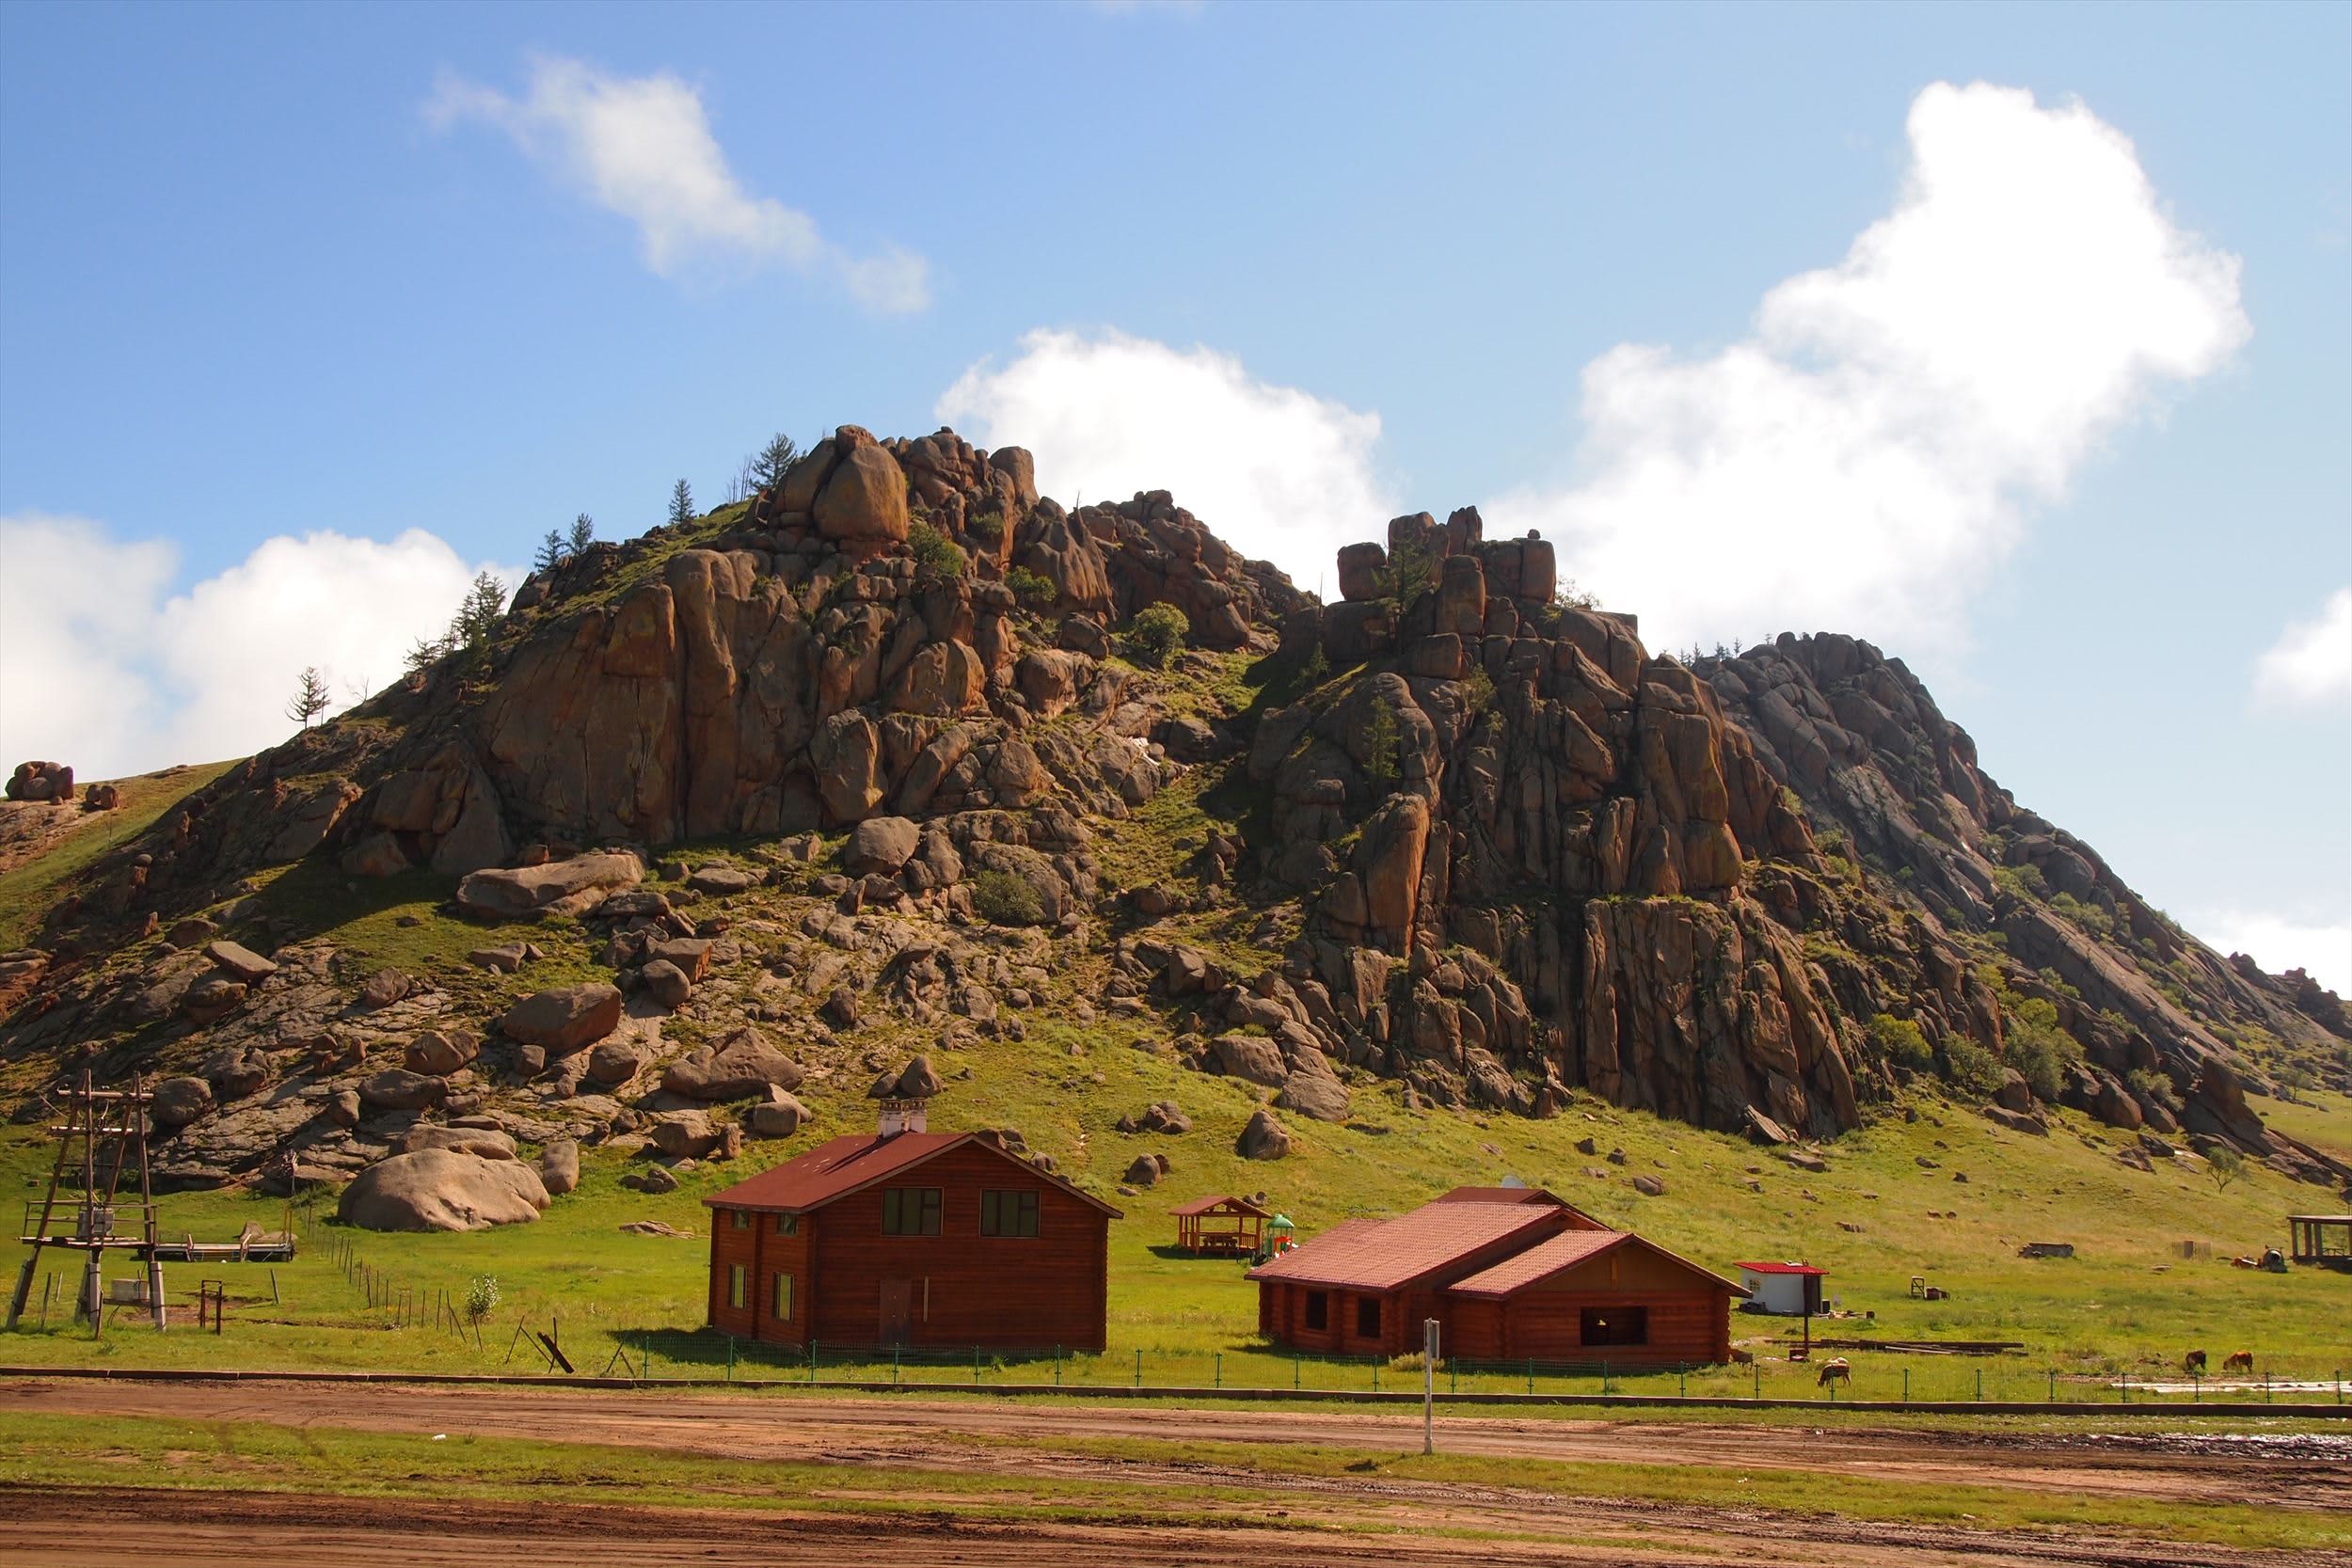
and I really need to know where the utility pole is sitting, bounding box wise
[1423,1318,1439,1456]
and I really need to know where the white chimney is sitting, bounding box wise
[877,1096,928,1138]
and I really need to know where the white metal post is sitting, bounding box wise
[1422,1318,1439,1455]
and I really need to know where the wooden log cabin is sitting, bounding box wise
[703,1098,1121,1353]
[1248,1187,1744,1365]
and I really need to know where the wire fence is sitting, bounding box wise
[29,1225,2339,1410]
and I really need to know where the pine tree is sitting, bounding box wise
[532,529,566,574]
[749,432,801,491]
[286,666,331,728]
[668,479,695,527]
[453,571,508,649]
[1361,697,1401,795]
[568,513,595,553]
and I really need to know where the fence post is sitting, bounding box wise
[1293,1353,1299,1391]
[1530,1358,1536,1397]
[2048,1369,2057,1402]
[1055,1347,1062,1388]
[727,1337,736,1383]
[808,1342,817,1386]
[1370,1356,1377,1395]
[1136,1348,1143,1390]
[1975,1367,1983,1402]
[644,1331,653,1383]
[972,1344,980,1386]
[2122,1370,2129,1404]
[1216,1352,1223,1390]
[1601,1359,1610,1397]
[2193,1370,2201,1402]
[1901,1367,1909,1404]
[1752,1360,1759,1401]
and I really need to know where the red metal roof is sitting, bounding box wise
[703,1132,1122,1217]
[1434,1185,1564,1206]
[1453,1230,1749,1299]
[1245,1200,1565,1291]
[1169,1195,1273,1218]
[1735,1260,1826,1275]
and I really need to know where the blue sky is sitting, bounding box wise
[3,1,2346,987]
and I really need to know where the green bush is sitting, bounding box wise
[1460,666,1496,713]
[1125,603,1189,669]
[966,509,1006,545]
[1940,1036,2008,1101]
[2126,1066,2181,1113]
[2000,996,2082,1101]
[971,868,1044,927]
[1991,862,2049,900]
[908,521,966,578]
[1867,1013,1935,1071]
[1005,566,1057,610]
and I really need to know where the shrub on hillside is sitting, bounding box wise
[1867,1013,1934,1072]
[2001,995,2083,1101]
[2126,1066,2181,1113]
[971,868,1043,927]
[1125,604,1189,669]
[908,521,965,578]
[1006,566,1057,610]
[1939,1036,2008,1101]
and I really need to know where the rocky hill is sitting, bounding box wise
[2,422,2344,1220]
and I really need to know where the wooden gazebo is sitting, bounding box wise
[1171,1195,1272,1257]
[2287,1214,2352,1270]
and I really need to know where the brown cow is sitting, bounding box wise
[1817,1357,1852,1389]
[2185,1350,2207,1374]
[2223,1351,2254,1374]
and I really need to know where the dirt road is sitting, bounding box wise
[2,1379,2344,1566]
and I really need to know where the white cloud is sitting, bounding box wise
[2252,586,2352,709]
[936,328,1394,593]
[2190,909,2352,997]
[425,56,930,314]
[1489,81,2249,655]
[0,514,517,783]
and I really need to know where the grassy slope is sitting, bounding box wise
[0,762,237,949]
[2,657,2347,1402]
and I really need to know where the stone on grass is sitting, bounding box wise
[401,1124,516,1161]
[1237,1108,1291,1161]
[455,852,644,920]
[663,1029,803,1101]
[404,1029,480,1077]
[540,1139,580,1196]
[337,1148,549,1233]
[151,1076,215,1128]
[640,958,692,1009]
[499,983,623,1055]
[359,1069,447,1112]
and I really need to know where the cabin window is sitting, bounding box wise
[882,1187,944,1236]
[730,1210,750,1230]
[1304,1291,1329,1330]
[1581,1307,1648,1347]
[727,1263,747,1310]
[775,1213,799,1236]
[1356,1296,1382,1338]
[771,1272,794,1322]
[979,1189,1040,1238]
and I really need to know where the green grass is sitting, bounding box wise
[0,761,236,949]
[5,1061,2349,1402]
[0,1409,2343,1554]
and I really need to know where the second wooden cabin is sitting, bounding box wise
[1247,1187,1745,1364]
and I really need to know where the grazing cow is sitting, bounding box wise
[2185,1350,2208,1374]
[2223,1351,2255,1374]
[1817,1357,1852,1389]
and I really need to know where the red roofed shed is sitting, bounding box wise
[704,1124,1121,1353]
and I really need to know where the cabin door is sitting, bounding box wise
[880,1277,914,1346]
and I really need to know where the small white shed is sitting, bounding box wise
[1736,1260,1825,1316]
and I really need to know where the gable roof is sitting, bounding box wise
[1245,1200,1565,1291]
[1736,1260,1825,1276]
[704,1132,1123,1218]
[1169,1195,1273,1218]
[1451,1229,1748,1299]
